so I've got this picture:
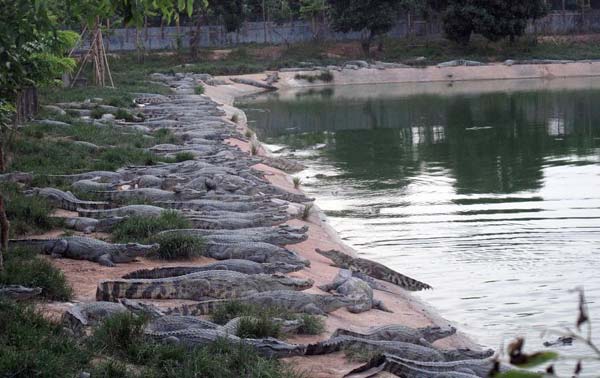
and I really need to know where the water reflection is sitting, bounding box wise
[239,78,600,374]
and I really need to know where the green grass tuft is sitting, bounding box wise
[111,210,191,243]
[231,114,239,123]
[1,183,57,237]
[91,107,105,119]
[302,203,313,221]
[0,300,89,377]
[90,312,148,360]
[90,360,141,378]
[149,233,205,260]
[297,314,325,335]
[195,85,205,95]
[236,316,281,339]
[0,247,73,301]
[175,151,195,162]
[115,108,134,122]
[244,129,253,138]
[292,176,302,189]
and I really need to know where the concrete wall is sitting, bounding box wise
[98,11,600,52]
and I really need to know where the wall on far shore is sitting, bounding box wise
[97,10,600,52]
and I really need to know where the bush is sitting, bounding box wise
[175,151,195,162]
[149,233,205,260]
[91,107,105,119]
[0,247,73,301]
[111,211,191,243]
[90,361,140,378]
[236,316,281,339]
[294,70,334,83]
[0,300,89,377]
[195,85,205,95]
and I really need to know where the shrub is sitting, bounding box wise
[292,177,302,189]
[195,85,205,95]
[294,70,334,83]
[149,233,205,260]
[105,95,133,108]
[111,210,192,243]
[236,316,281,339]
[0,247,73,301]
[154,128,178,144]
[175,151,195,162]
[0,300,89,377]
[90,361,140,378]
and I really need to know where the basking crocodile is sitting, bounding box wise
[319,269,391,313]
[160,224,309,246]
[332,324,457,347]
[77,205,168,219]
[145,328,305,359]
[145,315,302,336]
[306,336,494,362]
[189,216,285,230]
[25,187,109,211]
[0,285,42,300]
[63,216,125,233]
[96,271,314,301]
[259,156,305,173]
[166,290,357,316]
[9,236,157,267]
[344,353,501,378]
[204,242,310,267]
[222,316,304,335]
[157,198,279,213]
[316,248,432,291]
[93,188,203,202]
[122,259,302,279]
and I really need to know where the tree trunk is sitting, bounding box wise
[190,12,203,60]
[0,193,8,271]
[0,143,5,173]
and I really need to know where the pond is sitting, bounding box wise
[238,78,600,374]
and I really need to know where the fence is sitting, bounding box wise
[97,10,600,52]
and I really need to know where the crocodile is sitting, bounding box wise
[316,248,432,291]
[122,259,302,279]
[344,353,501,378]
[0,171,33,184]
[332,324,457,347]
[25,187,110,211]
[77,205,167,219]
[157,199,279,212]
[62,301,130,334]
[319,269,391,313]
[93,187,204,202]
[188,216,286,230]
[96,271,314,301]
[160,224,309,246]
[145,328,305,359]
[221,316,304,335]
[258,156,305,173]
[48,171,123,183]
[63,216,125,233]
[9,236,157,267]
[306,336,494,362]
[72,179,115,192]
[0,285,42,300]
[166,290,357,316]
[204,242,310,267]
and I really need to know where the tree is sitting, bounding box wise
[439,0,548,45]
[327,0,402,55]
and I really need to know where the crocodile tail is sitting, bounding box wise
[305,337,346,355]
[386,272,432,291]
[342,354,387,378]
[165,299,223,316]
[96,280,152,302]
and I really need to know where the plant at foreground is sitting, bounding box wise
[149,233,205,260]
[111,211,191,243]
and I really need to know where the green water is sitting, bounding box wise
[239,78,600,374]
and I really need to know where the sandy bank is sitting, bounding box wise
[202,81,481,377]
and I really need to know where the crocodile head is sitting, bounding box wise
[244,337,307,358]
[269,274,314,290]
[315,248,353,266]
[112,242,159,263]
[318,294,359,312]
[420,324,457,342]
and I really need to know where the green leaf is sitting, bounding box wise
[495,372,544,378]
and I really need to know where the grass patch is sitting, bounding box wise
[90,312,148,360]
[236,316,281,339]
[343,344,380,363]
[149,233,205,260]
[91,106,105,119]
[0,247,73,301]
[0,300,89,377]
[250,141,260,155]
[153,128,179,144]
[292,176,301,189]
[90,360,141,378]
[111,211,191,243]
[175,151,195,162]
[244,129,253,138]
[115,108,135,122]
[1,183,57,237]
[194,85,205,95]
